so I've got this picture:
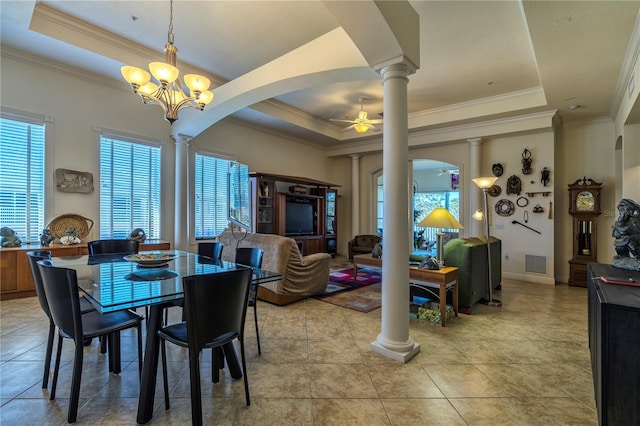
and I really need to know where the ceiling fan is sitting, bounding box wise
[330,97,383,133]
[437,168,459,176]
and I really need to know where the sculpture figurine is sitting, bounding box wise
[541,167,550,186]
[521,148,532,174]
[40,229,54,246]
[59,226,81,245]
[128,228,147,242]
[612,198,640,271]
[1,227,22,247]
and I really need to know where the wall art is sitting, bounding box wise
[55,168,94,193]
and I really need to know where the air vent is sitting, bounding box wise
[525,255,547,274]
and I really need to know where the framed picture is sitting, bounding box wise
[55,168,94,193]
[451,173,460,190]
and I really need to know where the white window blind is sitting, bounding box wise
[0,115,45,243]
[99,136,161,239]
[194,153,231,239]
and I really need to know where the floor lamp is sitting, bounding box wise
[472,176,502,307]
[418,207,464,267]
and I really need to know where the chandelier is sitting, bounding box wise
[120,0,213,124]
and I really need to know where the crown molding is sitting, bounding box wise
[611,10,640,118]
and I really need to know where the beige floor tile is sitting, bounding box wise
[424,364,508,398]
[309,364,378,398]
[233,397,312,425]
[247,363,310,398]
[367,363,444,398]
[382,399,467,425]
[308,337,363,364]
[312,399,390,425]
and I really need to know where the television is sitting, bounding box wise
[285,200,315,235]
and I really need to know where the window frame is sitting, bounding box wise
[97,127,163,240]
[0,107,54,243]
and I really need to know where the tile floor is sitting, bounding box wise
[0,256,598,425]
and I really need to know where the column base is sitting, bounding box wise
[370,340,420,363]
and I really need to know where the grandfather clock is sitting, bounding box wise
[568,177,603,287]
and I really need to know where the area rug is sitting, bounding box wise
[313,268,382,312]
[314,283,382,313]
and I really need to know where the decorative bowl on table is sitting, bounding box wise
[124,253,178,268]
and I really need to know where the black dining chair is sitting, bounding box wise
[26,251,96,389]
[37,260,143,424]
[197,242,223,260]
[87,239,139,256]
[87,238,141,352]
[235,247,264,355]
[158,268,253,426]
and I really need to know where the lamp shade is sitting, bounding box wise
[472,209,484,221]
[472,176,498,189]
[419,207,464,229]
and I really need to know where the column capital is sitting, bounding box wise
[379,63,411,84]
[349,154,362,160]
[172,134,193,145]
[468,137,483,146]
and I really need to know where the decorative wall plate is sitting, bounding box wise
[492,163,504,177]
[507,175,522,195]
[495,199,515,217]
[488,184,502,197]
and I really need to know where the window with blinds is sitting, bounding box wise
[99,136,161,239]
[0,115,45,243]
[194,153,231,239]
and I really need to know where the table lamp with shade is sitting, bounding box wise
[472,176,502,307]
[418,207,463,266]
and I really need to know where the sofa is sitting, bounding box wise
[348,234,382,259]
[216,231,331,305]
[443,236,501,314]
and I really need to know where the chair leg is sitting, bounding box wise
[136,323,143,381]
[99,335,107,354]
[67,341,84,423]
[188,348,203,426]
[253,304,261,355]
[50,333,64,401]
[239,340,250,407]
[108,332,122,374]
[42,320,55,388]
[160,340,170,411]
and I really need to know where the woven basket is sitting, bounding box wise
[46,214,94,240]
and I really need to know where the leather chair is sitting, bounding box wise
[37,260,143,423]
[87,239,139,256]
[236,247,264,355]
[348,234,382,259]
[197,242,223,260]
[26,251,96,388]
[158,268,253,425]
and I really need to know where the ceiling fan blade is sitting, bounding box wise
[341,124,357,132]
[370,125,382,132]
[369,119,384,124]
[330,118,355,124]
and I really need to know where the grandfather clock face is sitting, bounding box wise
[576,191,595,212]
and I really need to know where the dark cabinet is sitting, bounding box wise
[588,263,640,425]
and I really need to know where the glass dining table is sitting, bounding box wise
[49,249,282,424]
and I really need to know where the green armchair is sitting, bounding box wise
[443,236,501,314]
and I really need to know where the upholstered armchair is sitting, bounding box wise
[348,234,382,259]
[443,236,501,314]
[216,231,331,305]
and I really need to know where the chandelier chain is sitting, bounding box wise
[167,0,174,45]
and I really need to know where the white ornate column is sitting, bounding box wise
[468,137,483,237]
[174,134,191,251]
[350,154,361,237]
[370,63,420,362]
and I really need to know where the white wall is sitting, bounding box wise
[622,123,640,201]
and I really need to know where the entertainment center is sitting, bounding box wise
[250,173,339,256]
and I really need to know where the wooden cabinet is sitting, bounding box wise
[588,263,640,425]
[250,172,339,256]
[568,178,602,287]
[0,240,170,300]
[251,175,276,234]
[311,187,337,257]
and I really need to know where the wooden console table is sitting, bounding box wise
[352,254,459,326]
[0,240,170,300]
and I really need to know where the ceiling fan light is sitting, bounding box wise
[354,124,370,133]
[149,61,179,84]
[184,74,211,92]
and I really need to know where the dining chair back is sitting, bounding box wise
[27,251,95,389]
[235,247,264,354]
[87,239,139,256]
[37,260,143,423]
[158,267,252,426]
[197,242,223,260]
